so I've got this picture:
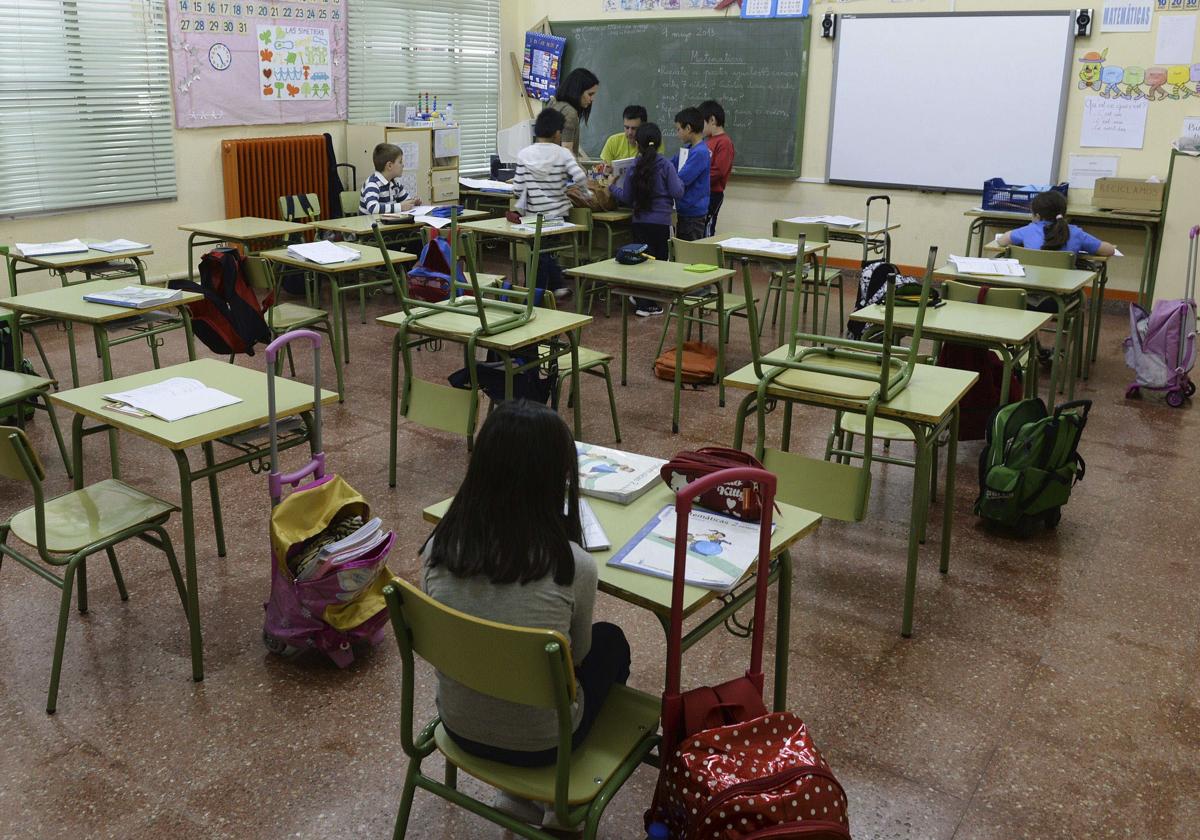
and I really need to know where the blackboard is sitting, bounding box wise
[550,17,810,178]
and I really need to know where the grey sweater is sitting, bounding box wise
[421,540,598,752]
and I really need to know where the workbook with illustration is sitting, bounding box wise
[576,442,666,504]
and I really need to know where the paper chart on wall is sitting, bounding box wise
[1101,1,1154,32]
[1080,97,1149,149]
[397,142,420,203]
[256,26,333,101]
[1068,154,1120,189]
[1155,14,1197,65]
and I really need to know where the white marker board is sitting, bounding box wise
[827,12,1076,193]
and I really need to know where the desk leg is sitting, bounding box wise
[202,441,226,558]
[1047,295,1068,399]
[173,450,204,682]
[1138,222,1155,308]
[569,333,582,439]
[940,407,959,577]
[182,308,197,361]
[672,293,685,434]
[1026,337,1040,397]
[774,549,793,712]
[902,424,931,638]
[1087,265,1107,371]
[620,294,629,386]
[716,285,727,407]
[92,325,121,481]
[186,234,199,285]
[998,347,1015,405]
[388,331,402,488]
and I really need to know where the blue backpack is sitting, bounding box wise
[406,234,466,302]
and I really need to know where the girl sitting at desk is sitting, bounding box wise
[995,190,1117,257]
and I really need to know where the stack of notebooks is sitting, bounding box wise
[289,516,389,581]
[83,286,182,309]
[103,377,240,421]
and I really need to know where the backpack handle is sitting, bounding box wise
[1053,399,1091,422]
[266,329,324,505]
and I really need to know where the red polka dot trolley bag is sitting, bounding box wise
[649,467,851,840]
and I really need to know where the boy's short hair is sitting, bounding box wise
[674,107,704,134]
[698,100,725,127]
[373,143,403,172]
[622,105,648,122]
[535,107,566,139]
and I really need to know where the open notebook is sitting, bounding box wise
[104,377,240,422]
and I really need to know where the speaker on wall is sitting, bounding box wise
[821,12,836,39]
[1075,8,1093,38]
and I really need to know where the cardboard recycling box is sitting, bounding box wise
[1092,178,1166,213]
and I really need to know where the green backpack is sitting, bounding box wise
[975,398,1091,535]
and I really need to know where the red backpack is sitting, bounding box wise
[406,232,466,302]
[172,248,272,356]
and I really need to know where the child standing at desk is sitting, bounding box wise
[699,100,734,237]
[671,107,711,242]
[994,190,1116,256]
[359,143,418,215]
[422,400,631,824]
[610,122,683,316]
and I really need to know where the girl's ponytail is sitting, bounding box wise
[631,122,663,212]
[1031,190,1069,250]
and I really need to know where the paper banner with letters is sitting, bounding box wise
[168,0,347,128]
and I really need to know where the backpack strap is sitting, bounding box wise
[298,193,315,218]
[976,284,990,305]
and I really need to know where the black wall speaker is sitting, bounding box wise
[1075,8,1093,38]
[821,12,836,39]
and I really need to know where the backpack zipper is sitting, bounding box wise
[743,819,852,839]
[695,763,845,825]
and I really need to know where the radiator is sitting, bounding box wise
[221,135,329,221]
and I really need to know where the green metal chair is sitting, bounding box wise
[383,578,659,840]
[0,369,72,478]
[277,193,325,307]
[0,427,189,714]
[731,236,938,523]
[655,238,755,354]
[1005,245,1082,387]
[244,256,346,401]
[771,220,842,336]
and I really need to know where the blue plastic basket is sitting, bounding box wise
[981,179,1068,213]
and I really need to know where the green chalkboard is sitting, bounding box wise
[550,16,810,178]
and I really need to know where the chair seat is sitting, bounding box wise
[837,413,914,441]
[9,479,177,554]
[268,301,328,330]
[685,292,754,312]
[0,369,55,401]
[574,346,613,370]
[434,684,659,806]
[770,354,893,400]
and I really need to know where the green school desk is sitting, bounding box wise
[49,358,338,682]
[458,216,587,284]
[459,187,514,215]
[591,209,633,259]
[725,356,977,637]
[563,258,735,433]
[964,205,1160,308]
[775,220,901,267]
[311,209,491,238]
[178,217,314,283]
[423,483,822,711]
[693,234,832,336]
[377,306,591,476]
[850,299,1051,403]
[6,241,153,296]
[933,263,1095,401]
[258,242,416,370]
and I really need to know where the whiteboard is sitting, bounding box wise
[827,13,1076,192]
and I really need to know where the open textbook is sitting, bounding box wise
[82,286,182,309]
[104,377,240,422]
[947,255,1026,277]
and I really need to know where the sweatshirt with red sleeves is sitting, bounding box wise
[706,133,735,194]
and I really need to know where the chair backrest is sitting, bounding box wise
[773,220,829,244]
[1009,245,1075,270]
[339,191,360,217]
[943,279,1027,310]
[278,193,322,222]
[242,255,274,293]
[0,426,43,483]
[670,238,721,266]
[385,577,574,709]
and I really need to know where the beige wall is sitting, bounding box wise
[508,0,1195,296]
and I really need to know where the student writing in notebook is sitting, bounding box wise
[358,143,419,216]
[421,400,631,828]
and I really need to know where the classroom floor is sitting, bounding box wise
[1,260,1196,840]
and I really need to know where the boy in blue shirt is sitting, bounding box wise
[670,107,711,241]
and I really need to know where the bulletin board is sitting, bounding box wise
[167,0,348,128]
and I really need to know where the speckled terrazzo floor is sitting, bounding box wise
[1,255,1196,840]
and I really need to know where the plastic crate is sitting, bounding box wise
[981,179,1068,213]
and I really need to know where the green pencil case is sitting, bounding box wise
[685,263,720,273]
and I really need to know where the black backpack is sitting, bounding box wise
[847,260,940,338]
[170,248,271,356]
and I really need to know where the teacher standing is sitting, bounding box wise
[546,68,600,160]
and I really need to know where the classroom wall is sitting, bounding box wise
[507,0,1198,297]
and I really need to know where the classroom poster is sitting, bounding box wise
[1156,0,1200,11]
[601,0,720,12]
[522,32,565,101]
[1102,1,1154,32]
[167,0,348,128]
[1081,97,1150,148]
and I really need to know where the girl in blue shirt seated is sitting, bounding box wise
[995,189,1116,256]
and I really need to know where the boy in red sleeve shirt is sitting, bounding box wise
[700,100,734,237]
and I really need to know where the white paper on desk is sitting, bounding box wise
[104,377,240,422]
[414,215,453,230]
[91,239,151,253]
[717,237,798,256]
[459,176,513,192]
[286,241,361,265]
[1068,154,1120,190]
[15,239,88,257]
[1080,97,1148,150]
[783,214,863,228]
[948,255,1026,277]
[1156,14,1196,66]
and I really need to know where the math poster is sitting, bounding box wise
[167,0,347,128]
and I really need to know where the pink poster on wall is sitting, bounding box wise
[167,0,347,128]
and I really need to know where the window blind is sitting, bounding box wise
[0,0,177,217]
[346,0,500,174]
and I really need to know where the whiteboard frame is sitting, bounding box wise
[825,11,1076,194]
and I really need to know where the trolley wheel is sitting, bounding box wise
[1166,389,1186,408]
[1125,385,1141,400]
[1044,508,1062,529]
[263,631,301,658]
[1185,380,1196,397]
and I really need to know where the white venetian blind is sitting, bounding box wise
[0,0,177,217]
[346,0,499,174]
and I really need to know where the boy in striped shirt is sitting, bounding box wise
[359,143,419,216]
[513,108,590,221]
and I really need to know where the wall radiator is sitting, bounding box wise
[221,135,329,221]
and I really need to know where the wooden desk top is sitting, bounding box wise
[564,258,733,294]
[423,483,821,618]
[692,234,831,260]
[965,205,1161,225]
[377,305,591,349]
[934,263,1095,296]
[0,279,201,325]
[851,299,1051,345]
[724,351,978,425]
[50,358,337,451]
[312,210,490,236]
[459,217,587,239]
[258,242,415,273]
[8,241,154,270]
[178,217,314,240]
